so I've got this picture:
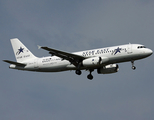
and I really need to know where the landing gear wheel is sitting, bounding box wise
[131,61,136,70]
[87,74,93,80]
[75,70,82,75]
[132,66,136,70]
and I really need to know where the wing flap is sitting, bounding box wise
[41,47,85,59]
[41,47,85,66]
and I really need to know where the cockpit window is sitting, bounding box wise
[137,46,146,49]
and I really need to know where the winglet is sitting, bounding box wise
[37,45,41,49]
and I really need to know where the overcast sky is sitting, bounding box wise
[1,0,154,120]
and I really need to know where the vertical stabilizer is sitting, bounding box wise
[10,38,37,62]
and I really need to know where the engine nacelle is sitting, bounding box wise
[97,64,119,74]
[82,57,108,67]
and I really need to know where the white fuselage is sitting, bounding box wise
[10,44,152,72]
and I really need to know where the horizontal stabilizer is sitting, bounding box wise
[3,60,26,66]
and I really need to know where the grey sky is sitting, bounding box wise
[1,0,154,120]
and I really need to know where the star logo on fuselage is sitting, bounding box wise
[114,47,122,55]
[16,47,24,55]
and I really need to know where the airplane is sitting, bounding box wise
[3,38,153,80]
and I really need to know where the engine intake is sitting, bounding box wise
[97,64,119,74]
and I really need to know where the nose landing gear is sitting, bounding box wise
[131,60,136,70]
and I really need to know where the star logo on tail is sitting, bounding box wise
[16,47,24,55]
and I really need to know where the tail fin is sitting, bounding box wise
[10,38,37,62]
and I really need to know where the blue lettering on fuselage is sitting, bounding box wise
[82,47,127,57]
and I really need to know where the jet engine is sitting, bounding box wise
[82,57,108,67]
[97,64,119,74]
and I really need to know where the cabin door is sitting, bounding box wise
[127,43,132,54]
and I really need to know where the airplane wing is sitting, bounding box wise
[41,47,86,66]
[3,60,26,66]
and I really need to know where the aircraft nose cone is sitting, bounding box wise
[147,49,153,56]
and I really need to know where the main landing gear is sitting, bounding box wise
[75,70,82,75]
[75,69,94,80]
[75,61,94,80]
[87,69,94,80]
[131,60,136,70]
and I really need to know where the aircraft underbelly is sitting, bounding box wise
[39,63,69,72]
[108,53,144,64]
